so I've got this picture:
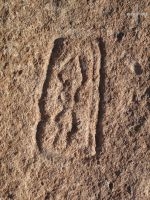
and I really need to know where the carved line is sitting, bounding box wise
[95,37,106,155]
[36,38,65,152]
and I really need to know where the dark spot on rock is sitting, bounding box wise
[18,70,23,75]
[98,193,101,199]
[145,87,150,98]
[45,192,50,200]
[97,160,100,165]
[98,181,101,187]
[41,181,44,185]
[3,62,8,70]
[93,24,96,29]
[69,21,73,26]
[87,0,96,4]
[2,8,9,23]
[109,182,113,190]
[134,62,143,75]
[134,116,146,132]
[146,102,150,111]
[53,0,61,7]
[115,170,121,176]
[102,6,114,17]
[116,32,124,42]
[8,192,14,199]
[127,185,132,194]
[64,80,71,87]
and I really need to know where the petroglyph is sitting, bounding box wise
[36,38,103,158]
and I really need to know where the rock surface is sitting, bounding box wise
[0,0,150,199]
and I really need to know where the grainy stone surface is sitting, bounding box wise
[0,0,150,199]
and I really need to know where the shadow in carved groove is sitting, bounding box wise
[95,37,107,155]
[36,38,65,152]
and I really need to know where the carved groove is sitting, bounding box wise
[79,56,88,84]
[74,55,87,103]
[66,112,79,145]
[36,38,65,152]
[95,37,106,155]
